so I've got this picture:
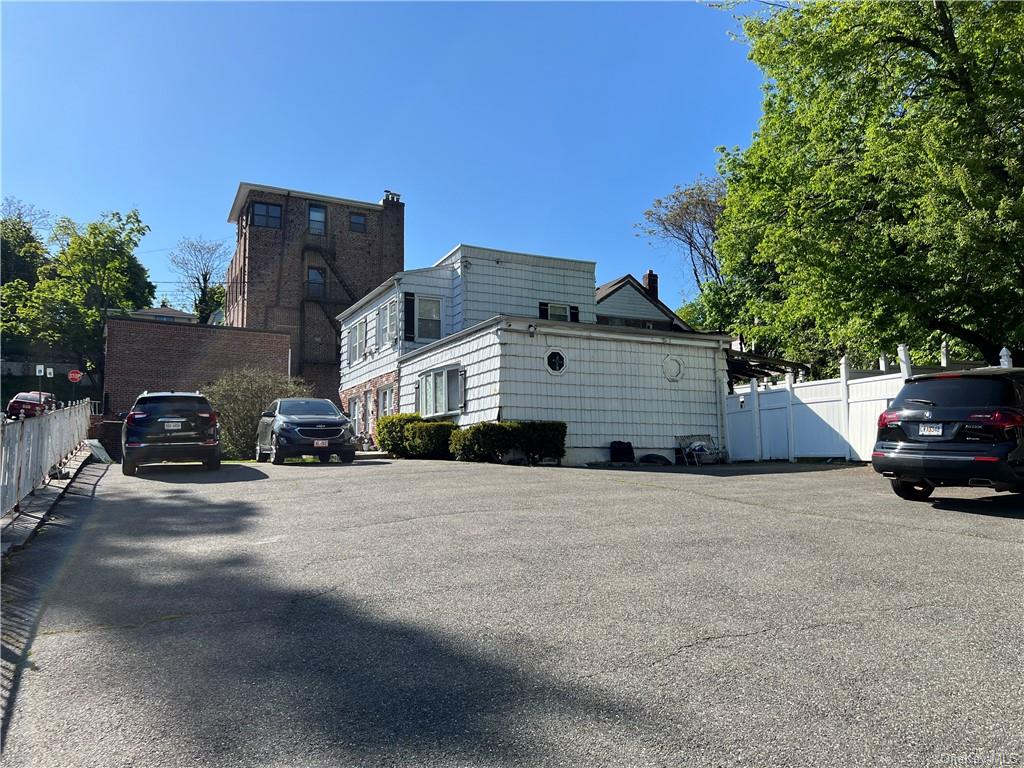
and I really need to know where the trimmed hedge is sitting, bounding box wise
[404,421,457,459]
[450,421,515,463]
[376,413,422,457]
[450,420,567,465]
[513,420,567,465]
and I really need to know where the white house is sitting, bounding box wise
[337,244,732,465]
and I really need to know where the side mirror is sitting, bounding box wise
[260,410,275,419]
[117,411,128,420]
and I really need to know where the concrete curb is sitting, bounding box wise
[1,445,93,558]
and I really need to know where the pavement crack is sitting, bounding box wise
[578,602,955,682]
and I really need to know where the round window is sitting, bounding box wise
[546,350,566,373]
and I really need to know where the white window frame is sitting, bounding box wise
[355,316,367,358]
[415,296,442,342]
[416,367,464,417]
[378,385,393,418]
[545,347,568,376]
[547,303,570,322]
[377,299,398,348]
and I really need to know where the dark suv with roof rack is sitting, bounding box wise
[872,368,1024,500]
[120,392,221,476]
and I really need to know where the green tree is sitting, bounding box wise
[1,198,50,287]
[4,210,154,389]
[713,1,1024,368]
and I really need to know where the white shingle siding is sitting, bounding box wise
[499,325,725,464]
[398,328,502,425]
[397,317,729,465]
[456,246,596,327]
[597,284,670,323]
[339,287,401,390]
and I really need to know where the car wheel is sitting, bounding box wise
[255,442,269,463]
[318,454,332,464]
[122,459,137,477]
[340,452,355,465]
[205,457,221,471]
[270,435,284,465]
[890,479,934,501]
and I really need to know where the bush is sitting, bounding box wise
[404,421,457,459]
[376,413,422,457]
[450,420,566,465]
[204,368,312,459]
[514,420,568,465]
[450,421,515,462]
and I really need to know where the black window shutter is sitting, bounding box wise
[539,302,549,320]
[569,305,580,323]
[404,293,416,341]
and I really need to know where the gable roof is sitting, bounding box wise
[595,274,694,331]
[133,306,197,320]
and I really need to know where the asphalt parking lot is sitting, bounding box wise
[2,458,1022,767]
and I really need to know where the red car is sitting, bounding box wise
[6,391,57,419]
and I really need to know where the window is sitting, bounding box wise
[547,304,570,322]
[417,368,464,417]
[252,202,281,228]
[416,297,441,341]
[539,302,578,322]
[307,267,326,299]
[346,317,367,364]
[349,212,366,233]
[377,300,398,347]
[356,317,367,358]
[349,398,361,434]
[546,349,566,375]
[308,204,326,235]
[378,386,394,417]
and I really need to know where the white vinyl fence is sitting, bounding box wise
[724,344,1013,463]
[0,400,91,517]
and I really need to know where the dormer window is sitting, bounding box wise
[547,303,569,322]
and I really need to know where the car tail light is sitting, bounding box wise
[125,411,148,425]
[967,410,1024,429]
[973,456,1000,462]
[197,411,218,425]
[877,410,901,428]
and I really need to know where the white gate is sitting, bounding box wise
[726,354,907,462]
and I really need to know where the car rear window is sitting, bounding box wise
[135,396,211,416]
[278,399,340,417]
[15,393,47,402]
[892,377,1014,408]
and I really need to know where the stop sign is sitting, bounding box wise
[68,369,83,383]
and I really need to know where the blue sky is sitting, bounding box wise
[2,2,763,309]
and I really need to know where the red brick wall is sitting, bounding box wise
[339,371,398,438]
[103,318,291,414]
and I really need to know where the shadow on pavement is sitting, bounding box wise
[930,493,1024,520]
[1,463,639,765]
[581,460,862,477]
[134,463,269,484]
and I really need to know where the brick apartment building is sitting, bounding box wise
[224,183,405,399]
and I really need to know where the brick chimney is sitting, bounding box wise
[642,269,659,301]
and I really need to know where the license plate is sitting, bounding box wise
[164,422,182,431]
[314,439,328,447]
[919,423,942,436]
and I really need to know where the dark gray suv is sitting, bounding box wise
[256,398,357,465]
[872,368,1024,499]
